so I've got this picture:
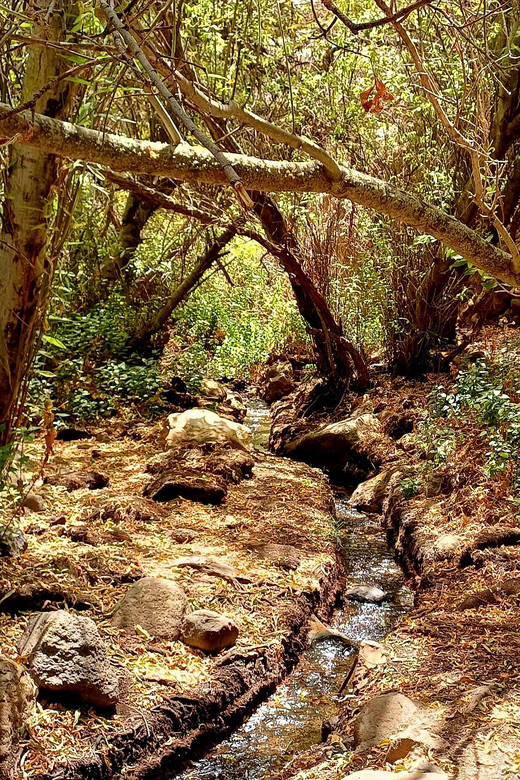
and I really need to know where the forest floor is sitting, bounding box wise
[274,325,520,780]
[0,416,342,778]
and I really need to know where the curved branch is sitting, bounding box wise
[0,102,518,286]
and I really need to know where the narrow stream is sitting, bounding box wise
[176,399,412,780]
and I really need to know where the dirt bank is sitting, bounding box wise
[0,420,343,779]
[271,329,520,780]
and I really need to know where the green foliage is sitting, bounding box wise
[400,475,421,499]
[173,245,307,388]
[429,358,520,478]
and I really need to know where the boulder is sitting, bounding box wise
[21,491,45,512]
[354,692,419,750]
[0,658,36,766]
[166,408,251,451]
[349,469,401,513]
[181,610,239,652]
[143,468,227,504]
[171,528,197,543]
[111,577,188,640]
[346,585,388,603]
[44,470,109,491]
[282,413,386,474]
[18,611,119,707]
[0,526,27,557]
[200,378,227,401]
[262,362,294,403]
[252,543,301,570]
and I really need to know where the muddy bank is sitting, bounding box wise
[50,557,343,780]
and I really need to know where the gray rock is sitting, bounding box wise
[166,408,251,451]
[354,692,419,749]
[18,611,119,707]
[0,526,27,557]
[262,362,294,403]
[0,658,36,765]
[346,585,388,603]
[144,468,227,505]
[181,610,239,652]
[21,492,45,512]
[111,577,188,640]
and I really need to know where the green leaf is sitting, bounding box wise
[42,335,67,349]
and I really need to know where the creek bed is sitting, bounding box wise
[174,400,412,780]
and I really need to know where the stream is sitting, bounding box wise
[176,399,412,780]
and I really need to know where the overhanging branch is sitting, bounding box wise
[0,102,518,287]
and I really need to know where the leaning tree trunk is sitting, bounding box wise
[0,1,78,446]
[253,195,369,390]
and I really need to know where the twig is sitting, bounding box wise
[98,0,253,211]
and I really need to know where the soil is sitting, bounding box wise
[270,326,520,780]
[0,418,343,779]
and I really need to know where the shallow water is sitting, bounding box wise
[175,400,411,780]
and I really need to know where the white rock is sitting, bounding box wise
[166,408,251,451]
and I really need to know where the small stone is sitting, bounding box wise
[346,585,387,603]
[18,611,119,707]
[111,577,188,640]
[181,610,239,653]
[434,534,461,557]
[0,657,36,766]
[171,528,196,543]
[21,492,45,512]
[0,526,27,557]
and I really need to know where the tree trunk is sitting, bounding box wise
[252,195,369,390]
[0,2,79,446]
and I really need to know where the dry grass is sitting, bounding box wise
[0,422,337,777]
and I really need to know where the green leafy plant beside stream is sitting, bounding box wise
[428,355,520,483]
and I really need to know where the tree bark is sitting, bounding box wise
[1,104,517,287]
[0,3,79,446]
